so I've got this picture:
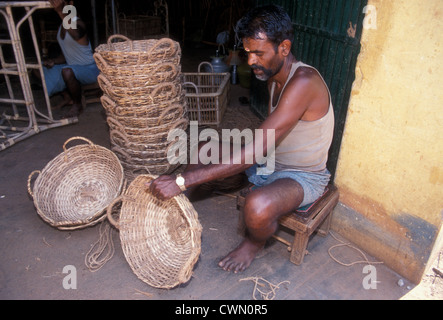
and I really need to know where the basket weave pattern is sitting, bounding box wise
[107,175,202,289]
[95,35,188,182]
[27,137,124,230]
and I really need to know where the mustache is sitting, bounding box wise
[251,64,266,72]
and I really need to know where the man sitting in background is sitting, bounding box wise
[36,0,99,118]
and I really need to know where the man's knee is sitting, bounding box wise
[61,68,75,82]
[243,191,274,230]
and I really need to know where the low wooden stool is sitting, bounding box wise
[81,82,102,109]
[237,184,339,265]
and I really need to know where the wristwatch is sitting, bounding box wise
[175,173,186,192]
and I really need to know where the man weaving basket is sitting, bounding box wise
[149,5,334,274]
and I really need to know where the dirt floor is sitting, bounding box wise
[0,44,441,301]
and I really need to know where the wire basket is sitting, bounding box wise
[183,62,230,127]
[107,174,202,289]
[27,137,124,230]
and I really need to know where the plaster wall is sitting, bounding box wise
[333,0,443,284]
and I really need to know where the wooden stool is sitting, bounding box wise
[81,82,102,109]
[237,184,339,265]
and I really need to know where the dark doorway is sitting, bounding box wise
[250,0,368,180]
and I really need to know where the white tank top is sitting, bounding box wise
[57,27,95,66]
[269,61,334,172]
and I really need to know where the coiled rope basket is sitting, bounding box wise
[107,174,202,289]
[27,137,124,230]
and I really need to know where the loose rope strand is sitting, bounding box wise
[85,220,115,272]
[240,277,290,300]
[328,231,384,267]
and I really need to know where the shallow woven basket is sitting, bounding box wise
[111,138,186,160]
[109,129,181,153]
[108,93,187,116]
[113,146,182,177]
[27,137,124,230]
[94,53,181,87]
[107,118,188,144]
[107,174,202,288]
[121,161,181,177]
[112,145,172,165]
[101,96,186,128]
[107,116,188,137]
[95,35,181,66]
[98,75,182,105]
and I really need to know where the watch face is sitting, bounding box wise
[176,176,185,185]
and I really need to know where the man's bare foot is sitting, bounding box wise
[61,104,83,119]
[52,99,73,110]
[218,238,265,273]
[52,91,73,110]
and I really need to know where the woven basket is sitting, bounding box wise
[107,118,188,144]
[121,161,181,177]
[111,136,186,160]
[27,137,124,230]
[98,74,182,102]
[109,93,186,117]
[101,96,186,128]
[109,129,181,153]
[107,116,188,137]
[112,144,183,177]
[112,145,172,165]
[107,174,201,288]
[95,35,181,66]
[94,53,181,87]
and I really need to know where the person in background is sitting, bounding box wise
[37,0,99,118]
[149,5,335,274]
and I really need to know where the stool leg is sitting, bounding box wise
[317,211,332,237]
[81,92,86,110]
[290,231,309,265]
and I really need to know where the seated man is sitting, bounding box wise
[149,5,335,273]
[39,0,99,118]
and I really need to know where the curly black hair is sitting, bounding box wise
[235,5,294,52]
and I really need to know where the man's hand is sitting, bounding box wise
[147,175,182,201]
[43,59,55,69]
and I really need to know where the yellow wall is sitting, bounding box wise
[333,0,443,283]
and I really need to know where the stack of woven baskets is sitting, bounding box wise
[94,35,188,182]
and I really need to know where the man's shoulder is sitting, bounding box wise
[289,64,328,95]
[292,64,321,82]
